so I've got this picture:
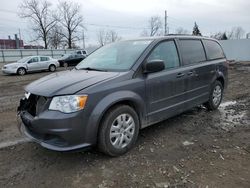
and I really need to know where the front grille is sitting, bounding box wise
[25,94,48,116]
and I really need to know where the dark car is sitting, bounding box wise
[58,54,85,67]
[17,35,228,156]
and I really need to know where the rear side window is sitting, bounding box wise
[179,40,206,65]
[40,57,49,61]
[148,40,180,69]
[203,40,225,60]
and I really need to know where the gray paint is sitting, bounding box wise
[17,36,228,151]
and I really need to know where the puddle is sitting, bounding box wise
[217,100,249,131]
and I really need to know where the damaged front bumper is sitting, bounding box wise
[17,96,92,151]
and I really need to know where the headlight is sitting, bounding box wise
[49,95,88,113]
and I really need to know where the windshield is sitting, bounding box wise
[17,57,31,63]
[76,40,152,71]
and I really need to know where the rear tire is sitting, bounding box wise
[17,67,26,76]
[63,62,68,68]
[204,80,223,110]
[98,105,139,156]
[49,64,56,72]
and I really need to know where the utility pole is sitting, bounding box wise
[18,28,21,40]
[82,30,85,49]
[164,10,168,36]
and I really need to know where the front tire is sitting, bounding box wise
[17,67,26,76]
[204,81,223,110]
[98,105,139,156]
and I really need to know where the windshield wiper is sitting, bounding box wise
[76,67,107,72]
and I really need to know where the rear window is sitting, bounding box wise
[203,40,225,60]
[179,40,206,65]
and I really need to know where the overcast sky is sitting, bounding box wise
[0,0,249,47]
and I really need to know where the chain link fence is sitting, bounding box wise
[0,49,75,63]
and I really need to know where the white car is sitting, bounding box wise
[2,56,60,75]
[75,50,87,57]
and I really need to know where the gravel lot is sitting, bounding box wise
[0,62,250,188]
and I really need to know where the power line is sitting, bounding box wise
[85,23,148,30]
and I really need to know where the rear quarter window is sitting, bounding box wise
[203,40,225,60]
[179,39,206,65]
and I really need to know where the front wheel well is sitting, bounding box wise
[98,100,142,130]
[216,77,224,88]
[16,67,26,73]
[49,64,56,68]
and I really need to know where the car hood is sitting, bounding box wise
[26,70,120,97]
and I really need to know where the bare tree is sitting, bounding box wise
[175,27,189,34]
[211,32,228,40]
[19,0,57,49]
[227,26,245,39]
[97,29,107,46]
[149,16,163,36]
[48,25,64,49]
[140,29,149,37]
[211,32,223,40]
[140,16,162,37]
[246,33,250,39]
[234,27,245,39]
[106,30,121,43]
[57,1,83,49]
[96,29,121,46]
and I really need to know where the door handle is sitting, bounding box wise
[210,70,215,74]
[188,70,199,77]
[187,71,194,76]
[176,73,185,78]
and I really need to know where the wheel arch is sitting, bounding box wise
[48,63,57,69]
[16,67,27,74]
[86,91,146,145]
[216,76,225,88]
[212,71,225,89]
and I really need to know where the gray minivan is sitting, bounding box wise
[18,35,228,156]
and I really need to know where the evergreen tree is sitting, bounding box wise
[192,22,202,36]
[221,32,228,40]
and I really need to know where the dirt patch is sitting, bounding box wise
[0,63,250,188]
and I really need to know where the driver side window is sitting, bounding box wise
[148,41,180,69]
[29,57,39,63]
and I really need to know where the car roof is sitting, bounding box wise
[125,35,218,42]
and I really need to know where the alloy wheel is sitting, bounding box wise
[212,85,222,106]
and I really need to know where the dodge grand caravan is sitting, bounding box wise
[17,35,228,156]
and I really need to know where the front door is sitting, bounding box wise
[27,57,40,71]
[145,40,188,125]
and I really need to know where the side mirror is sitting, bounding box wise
[143,59,165,73]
